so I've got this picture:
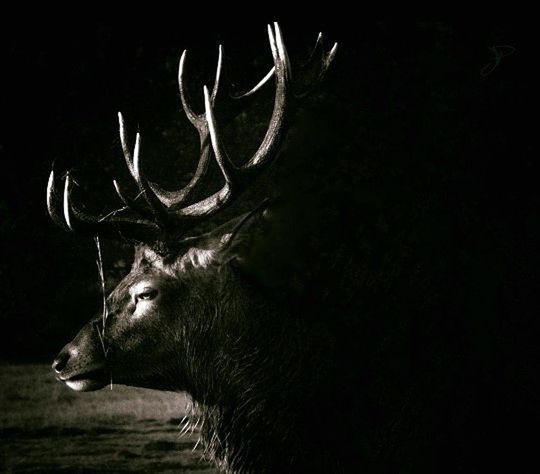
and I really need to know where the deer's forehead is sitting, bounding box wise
[133,240,230,274]
[133,247,173,272]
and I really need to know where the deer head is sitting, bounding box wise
[48,23,337,396]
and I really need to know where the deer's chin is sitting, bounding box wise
[65,378,108,392]
[60,368,109,392]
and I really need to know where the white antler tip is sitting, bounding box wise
[267,24,278,59]
[63,173,74,231]
[112,179,124,201]
[179,50,187,75]
[133,133,141,177]
[273,22,287,63]
[118,111,126,129]
[46,170,55,206]
[267,24,274,40]
[47,169,54,186]
[134,132,141,149]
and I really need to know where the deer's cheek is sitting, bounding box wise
[131,301,154,320]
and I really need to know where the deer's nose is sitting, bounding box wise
[52,350,70,373]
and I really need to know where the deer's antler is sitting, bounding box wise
[47,23,337,243]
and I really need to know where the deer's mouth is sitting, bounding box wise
[58,368,108,392]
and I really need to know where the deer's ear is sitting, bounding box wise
[219,205,269,260]
[173,207,269,274]
[220,203,301,290]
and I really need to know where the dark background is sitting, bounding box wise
[0,18,536,368]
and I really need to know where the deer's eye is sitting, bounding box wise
[135,289,158,302]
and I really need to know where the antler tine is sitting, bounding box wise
[119,112,182,222]
[178,50,198,126]
[47,168,70,230]
[61,172,159,241]
[233,29,337,101]
[231,67,275,99]
[319,42,338,81]
[302,32,324,68]
[118,113,167,211]
[230,25,285,100]
[129,132,170,224]
[118,112,136,180]
[295,34,338,99]
[204,85,237,186]
[267,23,279,63]
[178,45,222,124]
[115,123,171,226]
[62,173,75,231]
[210,45,223,105]
[273,22,292,80]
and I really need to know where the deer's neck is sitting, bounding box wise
[177,268,336,472]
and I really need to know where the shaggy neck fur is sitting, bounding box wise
[172,262,336,473]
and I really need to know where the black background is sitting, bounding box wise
[0,18,536,368]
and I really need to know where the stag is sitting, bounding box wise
[48,24,344,473]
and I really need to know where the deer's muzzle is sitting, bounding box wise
[52,321,108,391]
